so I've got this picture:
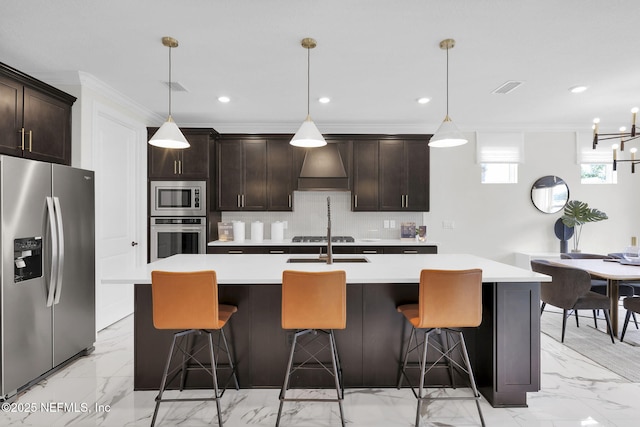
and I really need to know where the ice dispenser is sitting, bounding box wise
[14,237,42,283]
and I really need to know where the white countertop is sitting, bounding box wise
[208,238,438,247]
[102,253,549,285]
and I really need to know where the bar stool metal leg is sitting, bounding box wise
[329,330,346,427]
[219,327,240,390]
[151,329,231,427]
[458,331,485,427]
[276,329,345,427]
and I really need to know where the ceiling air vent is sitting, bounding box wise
[491,80,523,94]
[163,81,189,92]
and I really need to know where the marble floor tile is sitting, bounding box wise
[3,315,640,426]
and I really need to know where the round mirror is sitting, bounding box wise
[531,176,569,214]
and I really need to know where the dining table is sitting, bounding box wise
[549,258,640,337]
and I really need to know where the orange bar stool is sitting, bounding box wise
[276,270,347,427]
[150,270,239,427]
[397,269,485,427]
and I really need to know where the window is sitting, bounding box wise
[580,164,617,184]
[476,132,524,184]
[576,132,616,184]
[481,163,518,183]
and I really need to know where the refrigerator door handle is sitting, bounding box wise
[53,196,65,305]
[46,196,58,307]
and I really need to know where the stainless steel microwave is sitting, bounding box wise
[150,181,206,216]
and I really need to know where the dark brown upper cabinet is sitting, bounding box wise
[0,63,75,165]
[352,139,379,211]
[353,136,430,212]
[148,128,215,180]
[267,138,295,211]
[217,137,268,211]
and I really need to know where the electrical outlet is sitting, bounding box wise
[383,220,390,229]
[390,220,396,228]
[442,220,455,229]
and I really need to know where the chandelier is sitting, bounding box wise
[592,108,639,173]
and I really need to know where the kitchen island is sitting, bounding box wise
[102,253,549,408]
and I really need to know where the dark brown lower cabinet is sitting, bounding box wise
[134,280,540,408]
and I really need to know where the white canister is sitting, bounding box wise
[271,221,284,242]
[251,221,264,242]
[232,221,245,243]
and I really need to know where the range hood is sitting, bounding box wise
[297,143,349,191]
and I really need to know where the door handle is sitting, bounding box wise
[405,194,408,208]
[19,128,25,150]
[53,197,65,305]
[28,130,33,152]
[45,197,58,308]
[174,160,177,174]
[131,241,139,247]
[354,194,358,208]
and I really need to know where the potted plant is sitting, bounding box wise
[561,200,608,252]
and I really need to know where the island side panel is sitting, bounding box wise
[476,281,541,407]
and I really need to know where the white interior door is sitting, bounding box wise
[93,105,145,330]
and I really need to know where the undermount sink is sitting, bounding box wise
[286,257,370,263]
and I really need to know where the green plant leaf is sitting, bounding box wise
[561,200,608,227]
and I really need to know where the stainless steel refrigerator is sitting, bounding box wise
[0,156,95,400]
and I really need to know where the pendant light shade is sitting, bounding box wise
[429,115,468,147]
[291,37,326,148]
[149,36,190,149]
[429,39,467,148]
[291,115,326,148]
[149,116,190,149]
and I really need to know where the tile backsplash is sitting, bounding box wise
[220,191,423,240]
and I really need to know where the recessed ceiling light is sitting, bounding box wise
[417,97,431,104]
[218,96,230,103]
[318,97,330,104]
[569,85,588,94]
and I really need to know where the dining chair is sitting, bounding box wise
[531,259,615,344]
[560,253,637,329]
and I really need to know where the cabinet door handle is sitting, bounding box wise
[269,250,285,254]
[228,250,243,254]
[237,194,241,208]
[405,194,408,208]
[288,194,292,208]
[241,194,245,207]
[401,195,405,208]
[19,128,25,150]
[174,160,177,175]
[403,250,418,254]
[179,160,183,174]
[362,250,378,254]
[28,130,32,152]
[354,194,358,208]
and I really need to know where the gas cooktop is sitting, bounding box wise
[292,236,355,243]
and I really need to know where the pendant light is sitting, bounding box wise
[149,36,190,149]
[290,37,327,148]
[429,39,468,148]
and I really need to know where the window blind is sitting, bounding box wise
[575,131,613,164]
[476,132,524,164]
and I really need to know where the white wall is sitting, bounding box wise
[427,131,639,264]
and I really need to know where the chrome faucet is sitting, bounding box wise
[326,196,333,264]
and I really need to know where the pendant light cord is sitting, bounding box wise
[168,45,173,117]
[445,45,449,117]
[307,45,311,117]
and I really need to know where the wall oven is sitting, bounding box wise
[150,180,206,216]
[150,217,207,262]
